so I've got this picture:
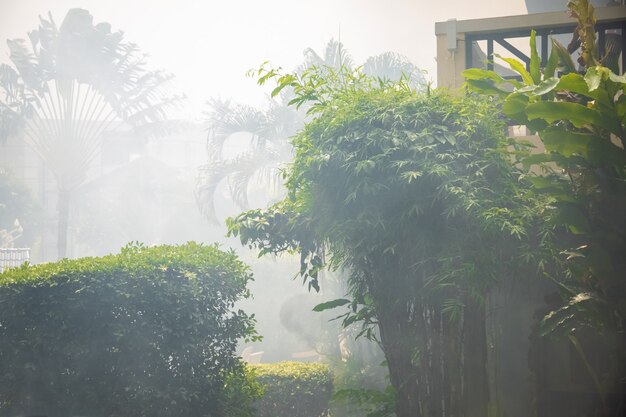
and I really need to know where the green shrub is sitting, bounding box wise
[251,361,333,417]
[0,242,260,417]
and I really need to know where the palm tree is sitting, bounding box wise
[0,9,182,258]
[362,51,427,90]
[196,97,301,222]
[302,39,354,69]
[196,40,425,223]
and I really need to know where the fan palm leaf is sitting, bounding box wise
[197,96,293,222]
[0,8,183,258]
[363,52,427,90]
[303,39,354,70]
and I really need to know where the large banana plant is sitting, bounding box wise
[464,1,626,413]
[0,9,183,258]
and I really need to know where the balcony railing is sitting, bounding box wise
[435,5,626,89]
[0,247,30,273]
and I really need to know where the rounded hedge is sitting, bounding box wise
[0,242,259,417]
[251,361,333,417]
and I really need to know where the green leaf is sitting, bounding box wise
[444,133,456,145]
[551,39,577,73]
[462,68,502,82]
[527,101,619,134]
[529,30,541,84]
[584,66,602,92]
[522,153,556,166]
[527,101,598,128]
[533,77,560,96]
[502,93,529,122]
[271,74,296,97]
[464,79,509,97]
[551,202,590,234]
[542,128,626,166]
[615,94,626,121]
[608,71,626,84]
[527,118,549,132]
[527,175,576,201]
[522,153,552,166]
[542,129,596,157]
[498,55,533,85]
[462,68,521,88]
[312,298,351,312]
[544,39,560,78]
[528,176,557,189]
[556,73,591,96]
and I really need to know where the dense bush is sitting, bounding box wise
[251,361,333,417]
[230,67,545,417]
[0,242,259,417]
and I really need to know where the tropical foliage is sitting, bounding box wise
[0,8,182,258]
[0,242,260,417]
[196,40,426,222]
[196,96,301,222]
[464,0,626,414]
[228,65,546,417]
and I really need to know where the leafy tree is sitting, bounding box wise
[228,66,545,417]
[196,40,425,222]
[464,1,626,414]
[0,8,182,258]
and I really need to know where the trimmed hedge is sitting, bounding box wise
[0,242,259,417]
[251,361,333,417]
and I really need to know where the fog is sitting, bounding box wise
[1,0,620,416]
[0,0,537,361]
[0,0,531,118]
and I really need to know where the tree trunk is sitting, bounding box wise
[57,188,70,259]
[378,309,423,417]
[443,313,463,417]
[463,298,489,417]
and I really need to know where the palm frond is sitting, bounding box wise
[203,98,268,158]
[363,52,427,90]
[196,145,278,222]
[0,8,182,192]
[303,39,353,70]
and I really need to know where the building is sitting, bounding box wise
[435,4,626,417]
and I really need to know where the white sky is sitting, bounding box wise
[0,0,538,120]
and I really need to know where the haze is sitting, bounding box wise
[0,0,529,119]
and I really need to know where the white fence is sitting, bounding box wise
[0,248,30,273]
